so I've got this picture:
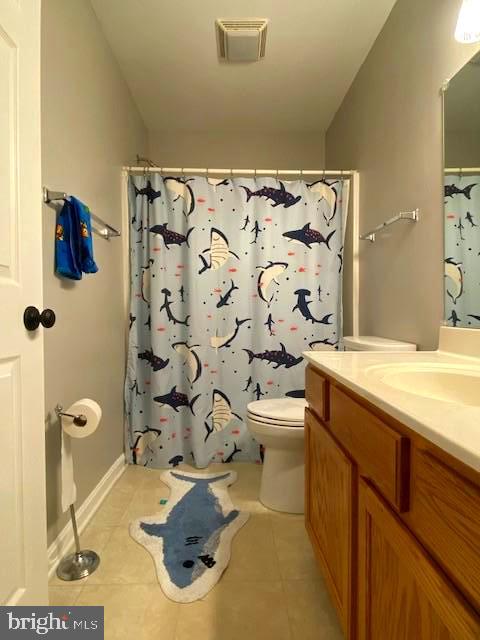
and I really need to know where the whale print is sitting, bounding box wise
[444,258,463,304]
[466,212,478,227]
[293,289,334,325]
[257,261,288,306]
[126,173,348,468]
[131,471,249,602]
[204,389,242,442]
[172,342,202,385]
[150,223,194,249]
[283,223,336,249]
[241,182,301,208]
[210,317,250,350]
[164,177,195,216]
[135,180,162,204]
[138,348,170,371]
[244,343,303,369]
[154,386,200,415]
[199,228,239,274]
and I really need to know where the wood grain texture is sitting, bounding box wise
[330,386,410,512]
[404,448,480,612]
[305,365,329,422]
[358,479,480,640]
[305,409,355,639]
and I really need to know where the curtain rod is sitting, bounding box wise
[445,168,480,174]
[122,167,355,178]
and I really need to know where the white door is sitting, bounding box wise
[0,0,47,605]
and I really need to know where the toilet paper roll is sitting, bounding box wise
[61,398,102,439]
[60,398,102,512]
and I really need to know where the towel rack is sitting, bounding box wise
[43,187,121,239]
[359,209,419,243]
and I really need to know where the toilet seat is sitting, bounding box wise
[247,397,306,425]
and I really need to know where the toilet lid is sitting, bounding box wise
[247,412,304,428]
[247,397,307,423]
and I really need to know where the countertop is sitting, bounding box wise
[303,349,480,473]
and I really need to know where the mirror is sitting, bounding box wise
[443,52,480,328]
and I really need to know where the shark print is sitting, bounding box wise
[198,228,240,274]
[154,386,200,415]
[126,173,348,468]
[204,389,243,442]
[466,212,478,227]
[164,177,195,216]
[445,183,477,200]
[244,343,303,369]
[257,261,288,306]
[160,288,190,326]
[444,175,480,329]
[293,289,334,324]
[444,258,463,304]
[307,180,339,225]
[216,280,239,308]
[210,317,250,350]
[283,223,336,249]
[264,313,275,336]
[241,182,302,208]
[172,342,202,386]
[135,180,162,204]
[131,427,162,465]
[253,383,265,401]
[150,223,194,249]
[138,348,170,371]
[222,443,242,463]
[131,471,248,601]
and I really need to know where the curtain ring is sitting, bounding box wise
[254,168,257,179]
[300,169,304,179]
[276,169,279,180]
[230,168,233,178]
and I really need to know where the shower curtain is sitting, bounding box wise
[444,174,480,327]
[125,173,349,468]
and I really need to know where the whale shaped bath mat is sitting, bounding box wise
[130,470,249,603]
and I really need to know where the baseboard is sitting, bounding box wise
[47,453,127,578]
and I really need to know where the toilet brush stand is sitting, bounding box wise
[56,504,100,581]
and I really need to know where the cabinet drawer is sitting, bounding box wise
[406,448,480,611]
[305,365,329,421]
[330,386,410,512]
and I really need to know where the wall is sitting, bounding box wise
[326,0,480,350]
[42,0,147,545]
[148,131,325,168]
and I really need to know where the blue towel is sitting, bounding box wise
[55,199,82,280]
[71,196,98,274]
[55,197,98,280]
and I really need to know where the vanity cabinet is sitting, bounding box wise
[305,365,480,640]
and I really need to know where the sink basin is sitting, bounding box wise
[365,363,480,407]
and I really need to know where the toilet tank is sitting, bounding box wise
[343,336,417,352]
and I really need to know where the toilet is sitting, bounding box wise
[247,335,416,514]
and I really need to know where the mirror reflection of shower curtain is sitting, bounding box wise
[444,175,480,328]
[125,173,349,468]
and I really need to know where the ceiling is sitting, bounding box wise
[91,0,396,134]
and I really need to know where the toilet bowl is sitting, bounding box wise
[247,397,307,514]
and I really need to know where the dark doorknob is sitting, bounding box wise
[24,306,56,331]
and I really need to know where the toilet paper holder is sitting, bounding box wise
[55,404,88,427]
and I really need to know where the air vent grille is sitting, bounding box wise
[216,18,269,61]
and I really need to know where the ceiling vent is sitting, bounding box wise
[216,19,268,62]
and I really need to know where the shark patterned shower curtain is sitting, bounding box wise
[125,172,349,468]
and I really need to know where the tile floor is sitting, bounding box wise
[49,463,343,640]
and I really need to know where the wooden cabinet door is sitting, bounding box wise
[358,479,480,640]
[305,409,355,638]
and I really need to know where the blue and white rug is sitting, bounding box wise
[130,469,250,603]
